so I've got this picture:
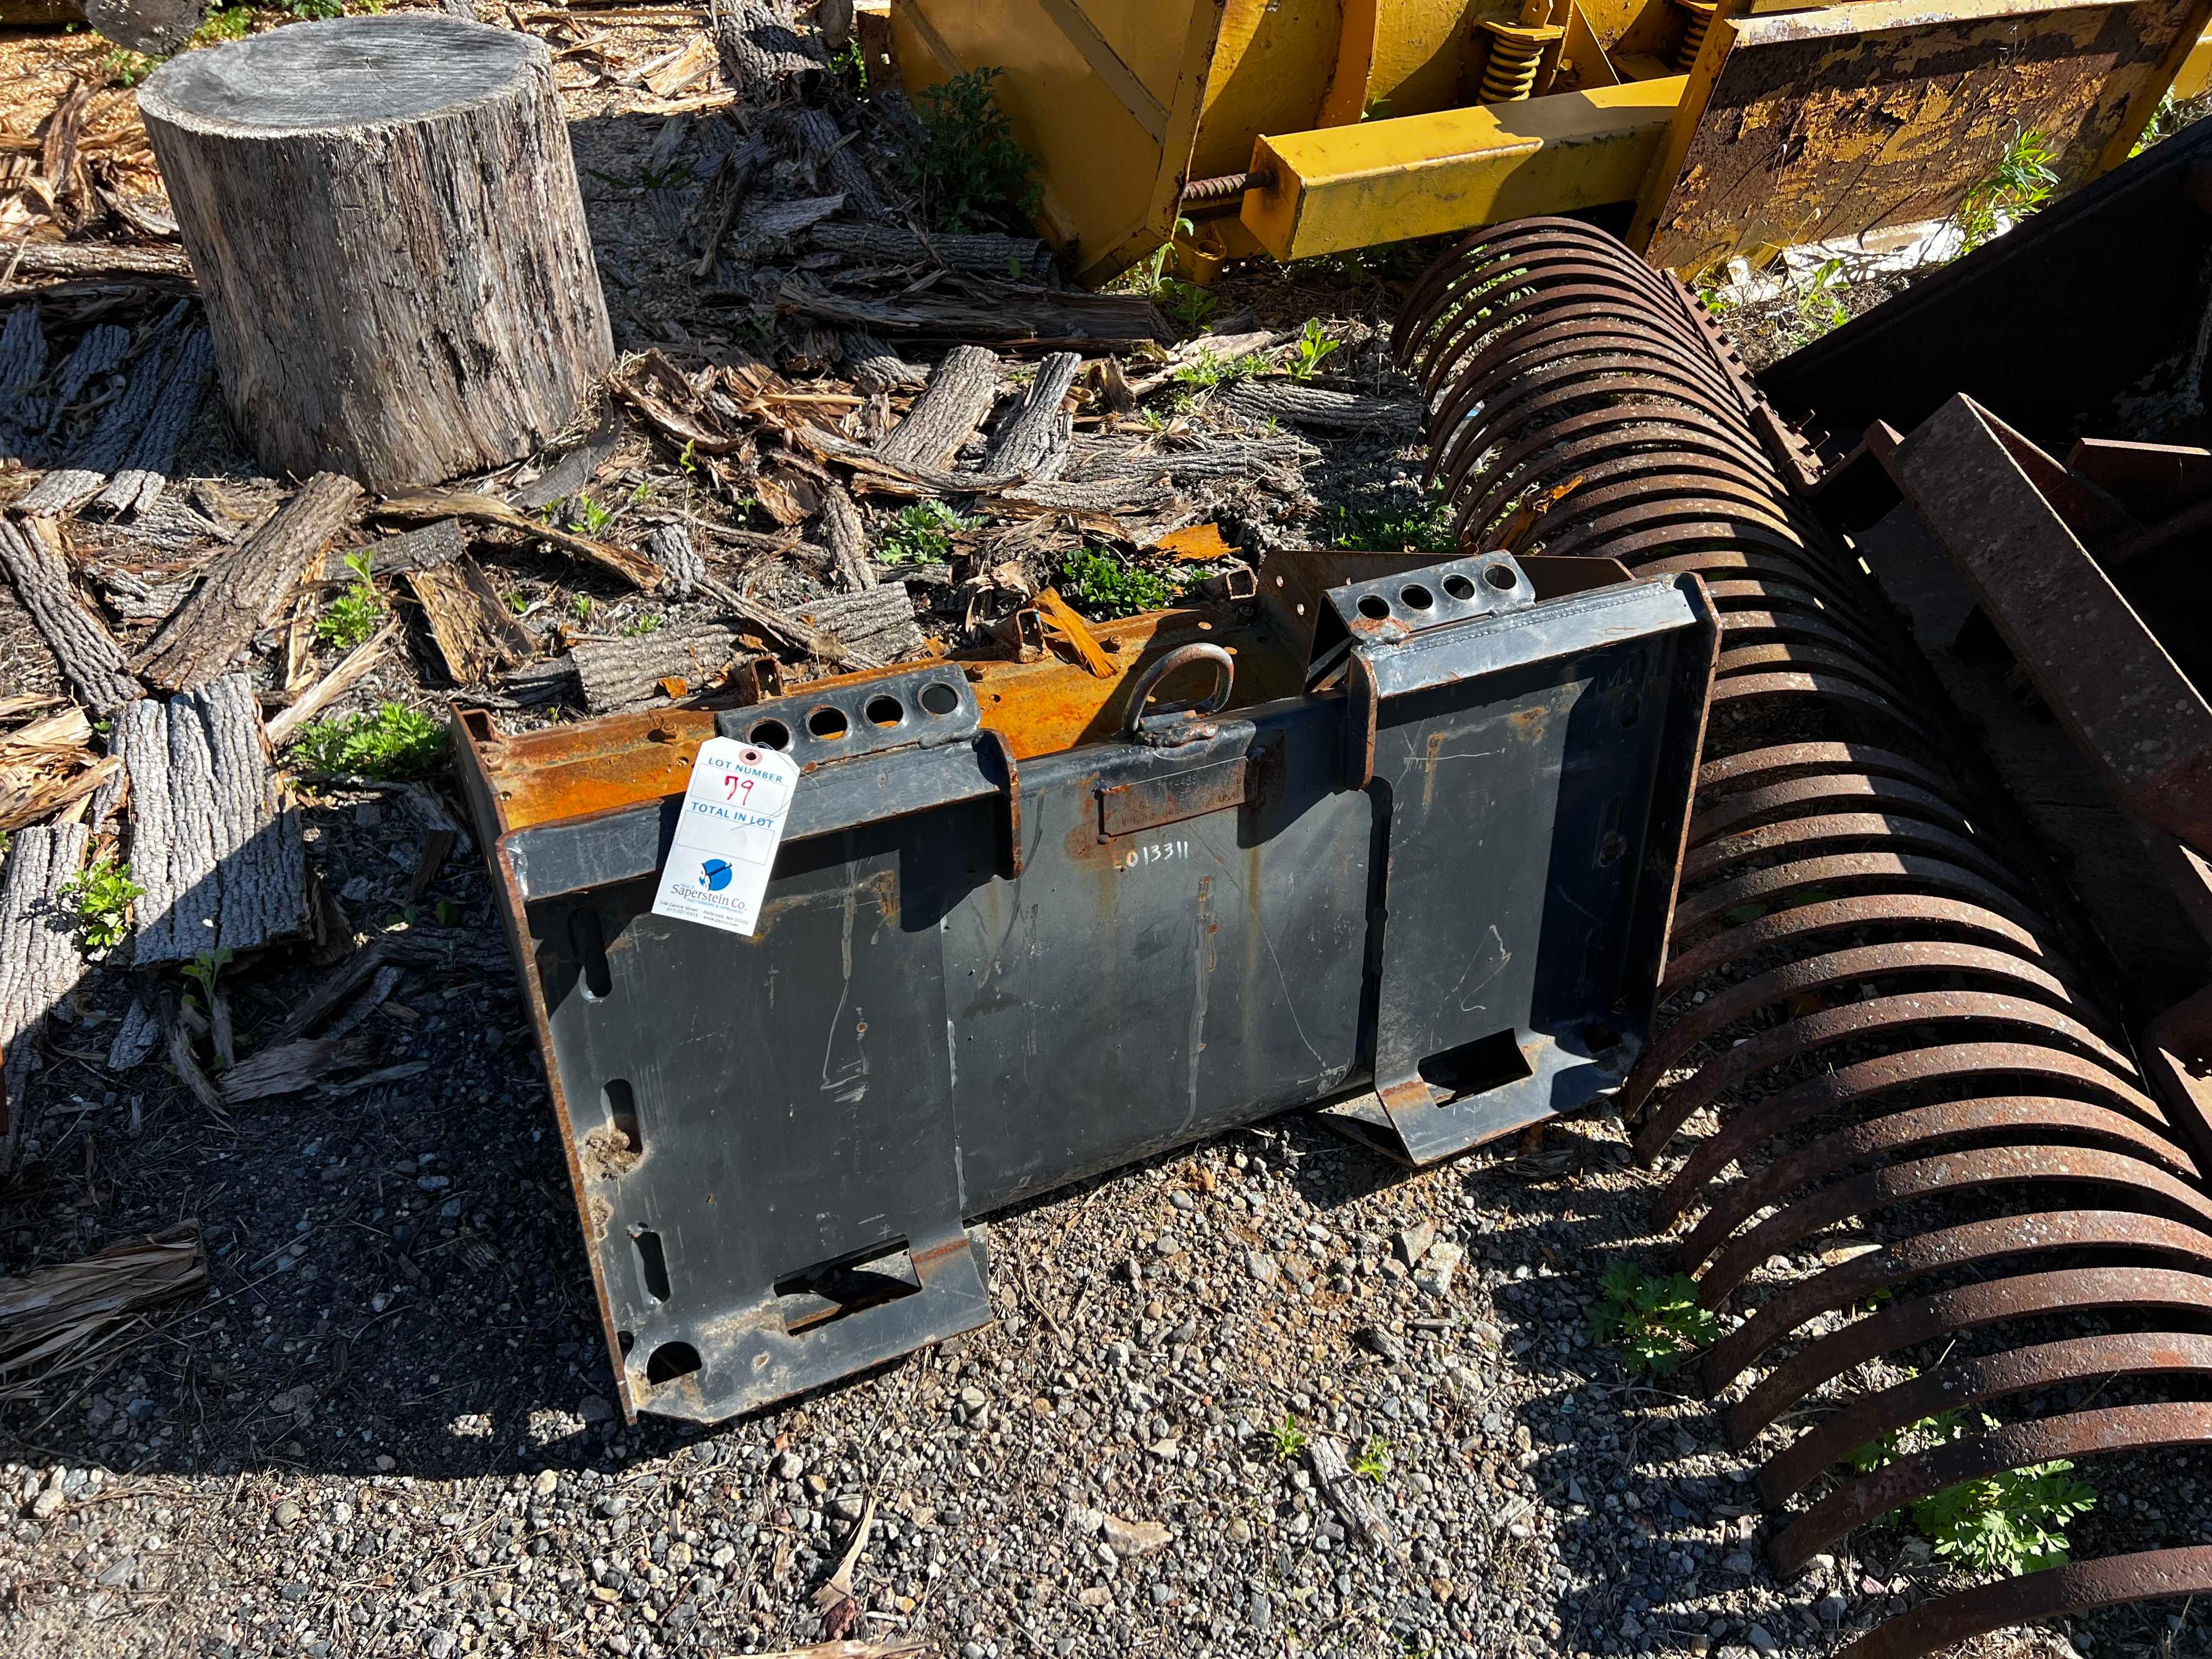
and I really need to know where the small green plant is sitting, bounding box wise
[1849,1406,1968,1475]
[1795,256,1850,336]
[2134,92,2183,158]
[1267,1411,1308,1463]
[1289,319,1343,381]
[316,549,382,652]
[571,593,595,623]
[1586,1261,1722,1377]
[1330,494,1455,556]
[568,494,612,536]
[905,67,1041,234]
[1159,278,1216,332]
[103,48,159,87]
[1056,547,1179,619]
[289,0,343,18]
[677,438,700,476]
[1956,127,2059,251]
[181,946,235,1004]
[505,590,531,616]
[60,857,142,952]
[288,703,446,780]
[619,612,665,637]
[192,5,252,41]
[830,36,869,88]
[1353,1435,1390,1483]
[1914,1459,2096,1578]
[1171,348,1263,389]
[628,479,655,508]
[879,499,972,566]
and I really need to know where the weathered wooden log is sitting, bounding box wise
[779,108,885,218]
[0,821,87,1133]
[321,518,464,582]
[646,523,704,600]
[817,483,874,592]
[406,556,533,685]
[877,346,999,471]
[572,622,740,711]
[0,244,195,285]
[812,224,1053,281]
[92,326,213,518]
[980,351,1080,480]
[1221,379,1413,433]
[843,330,928,393]
[138,17,613,491]
[18,304,195,517]
[87,0,205,54]
[138,472,363,694]
[118,675,308,964]
[0,516,142,713]
[712,0,824,103]
[790,581,921,668]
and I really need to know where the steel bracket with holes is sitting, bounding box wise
[454,551,1718,1423]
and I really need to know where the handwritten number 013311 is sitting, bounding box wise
[1117,839,1188,870]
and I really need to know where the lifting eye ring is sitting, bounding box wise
[1120,642,1237,743]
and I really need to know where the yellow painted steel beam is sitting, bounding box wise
[1238,79,1683,262]
[2175,22,2212,97]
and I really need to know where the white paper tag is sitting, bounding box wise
[650,736,801,938]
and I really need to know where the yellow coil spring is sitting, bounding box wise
[1673,6,1712,70]
[1480,33,1544,102]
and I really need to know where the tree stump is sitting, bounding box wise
[138,17,613,491]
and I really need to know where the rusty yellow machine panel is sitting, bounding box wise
[891,0,2211,281]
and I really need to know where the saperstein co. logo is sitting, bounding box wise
[700,858,733,892]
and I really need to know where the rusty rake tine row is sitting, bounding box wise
[1665,849,2050,942]
[1685,767,1978,849]
[1772,1403,2212,1577]
[1659,892,2066,998]
[1675,1095,2198,1271]
[1728,1263,2212,1444]
[1758,1326,2212,1505]
[1654,1041,2172,1229]
[1835,1547,2212,1659]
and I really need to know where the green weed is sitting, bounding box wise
[1849,1407,1969,1474]
[316,549,381,652]
[1158,278,1215,332]
[1171,348,1263,389]
[103,48,159,87]
[1353,1435,1390,1483]
[1956,127,2058,251]
[1056,547,1179,619]
[1586,1261,1722,1377]
[60,856,142,952]
[567,494,612,537]
[1329,494,1455,556]
[288,703,446,780]
[1267,1410,1308,1463]
[1796,256,1850,336]
[571,593,594,623]
[1915,1458,2096,1577]
[906,67,1040,234]
[619,612,665,637]
[289,0,343,18]
[192,6,252,41]
[879,499,972,565]
[1289,319,1343,381]
[182,946,234,1003]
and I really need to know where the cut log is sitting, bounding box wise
[321,517,464,582]
[1221,380,1413,433]
[877,346,999,471]
[0,244,195,285]
[726,192,846,263]
[712,0,824,102]
[844,331,927,394]
[138,471,363,694]
[17,304,195,517]
[0,821,87,1133]
[119,675,309,964]
[818,483,874,591]
[0,516,142,713]
[779,108,885,218]
[406,556,533,685]
[647,522,704,599]
[812,224,1053,282]
[980,351,1079,480]
[572,621,740,711]
[789,581,921,668]
[86,0,206,54]
[775,279,1166,351]
[138,17,614,490]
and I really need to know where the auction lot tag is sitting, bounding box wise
[650,737,800,937]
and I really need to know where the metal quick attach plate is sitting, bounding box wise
[715,663,980,768]
[1308,550,1535,685]
[468,559,1719,1425]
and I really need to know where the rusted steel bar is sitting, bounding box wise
[1834,1547,2212,1659]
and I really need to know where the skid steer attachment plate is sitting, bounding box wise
[458,553,1718,1423]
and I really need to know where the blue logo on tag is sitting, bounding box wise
[700,858,733,891]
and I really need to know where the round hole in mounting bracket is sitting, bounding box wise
[1400,584,1434,611]
[806,706,850,740]
[918,680,960,716]
[748,718,791,750]
[1357,594,1392,620]
[1482,563,1518,591]
[1442,573,1476,601]
[864,694,905,728]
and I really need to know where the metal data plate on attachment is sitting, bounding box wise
[458,555,1719,1423]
